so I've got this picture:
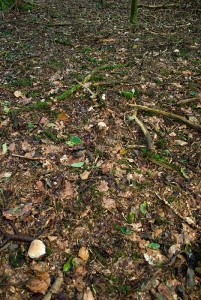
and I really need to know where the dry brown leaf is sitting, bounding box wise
[97,180,109,192]
[36,180,46,192]
[57,111,70,122]
[26,272,50,294]
[78,246,89,261]
[102,197,116,210]
[152,228,163,238]
[74,276,85,292]
[8,143,15,152]
[61,181,74,199]
[3,203,32,220]
[101,161,113,174]
[80,170,90,180]
[74,265,87,277]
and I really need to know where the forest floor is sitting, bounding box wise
[0,0,201,299]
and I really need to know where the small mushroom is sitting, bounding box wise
[28,239,46,259]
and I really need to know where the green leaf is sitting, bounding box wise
[127,213,135,224]
[63,256,73,272]
[66,136,82,146]
[147,242,160,249]
[140,201,147,215]
[70,162,85,168]
[2,143,8,154]
[180,167,189,179]
[120,91,134,99]
[120,226,132,235]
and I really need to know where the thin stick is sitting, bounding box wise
[177,94,201,106]
[129,104,201,132]
[12,154,46,160]
[132,110,154,151]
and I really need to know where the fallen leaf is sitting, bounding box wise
[36,180,46,192]
[80,170,90,180]
[3,203,32,220]
[26,272,50,294]
[97,180,109,192]
[61,181,74,199]
[74,276,85,292]
[74,265,87,277]
[144,248,168,266]
[14,90,23,98]
[78,246,89,261]
[102,197,116,210]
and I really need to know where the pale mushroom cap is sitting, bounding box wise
[28,239,46,259]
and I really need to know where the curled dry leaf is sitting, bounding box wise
[80,170,90,180]
[78,246,89,261]
[26,271,50,294]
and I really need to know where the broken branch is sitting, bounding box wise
[129,104,201,132]
[132,110,155,151]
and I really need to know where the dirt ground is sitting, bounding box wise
[0,0,201,299]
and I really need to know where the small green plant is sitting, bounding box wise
[66,136,82,147]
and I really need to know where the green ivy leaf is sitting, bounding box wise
[70,162,85,168]
[147,242,160,249]
[63,256,74,272]
[140,201,147,215]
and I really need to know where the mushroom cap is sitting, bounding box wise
[28,239,46,259]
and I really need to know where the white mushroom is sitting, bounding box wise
[28,239,46,259]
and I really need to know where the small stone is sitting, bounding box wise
[28,239,46,259]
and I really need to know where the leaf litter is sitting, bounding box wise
[0,0,201,299]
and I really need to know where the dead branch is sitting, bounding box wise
[155,192,200,230]
[0,221,34,251]
[43,272,63,300]
[129,104,201,132]
[177,93,201,106]
[12,154,46,160]
[132,110,155,151]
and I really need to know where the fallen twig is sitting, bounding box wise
[177,93,201,106]
[155,192,200,230]
[0,221,34,251]
[12,154,46,160]
[57,64,127,101]
[43,272,63,300]
[129,104,201,132]
[132,110,155,151]
[138,4,181,9]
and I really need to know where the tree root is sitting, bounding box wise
[43,272,63,300]
[129,104,201,132]
[132,110,155,151]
